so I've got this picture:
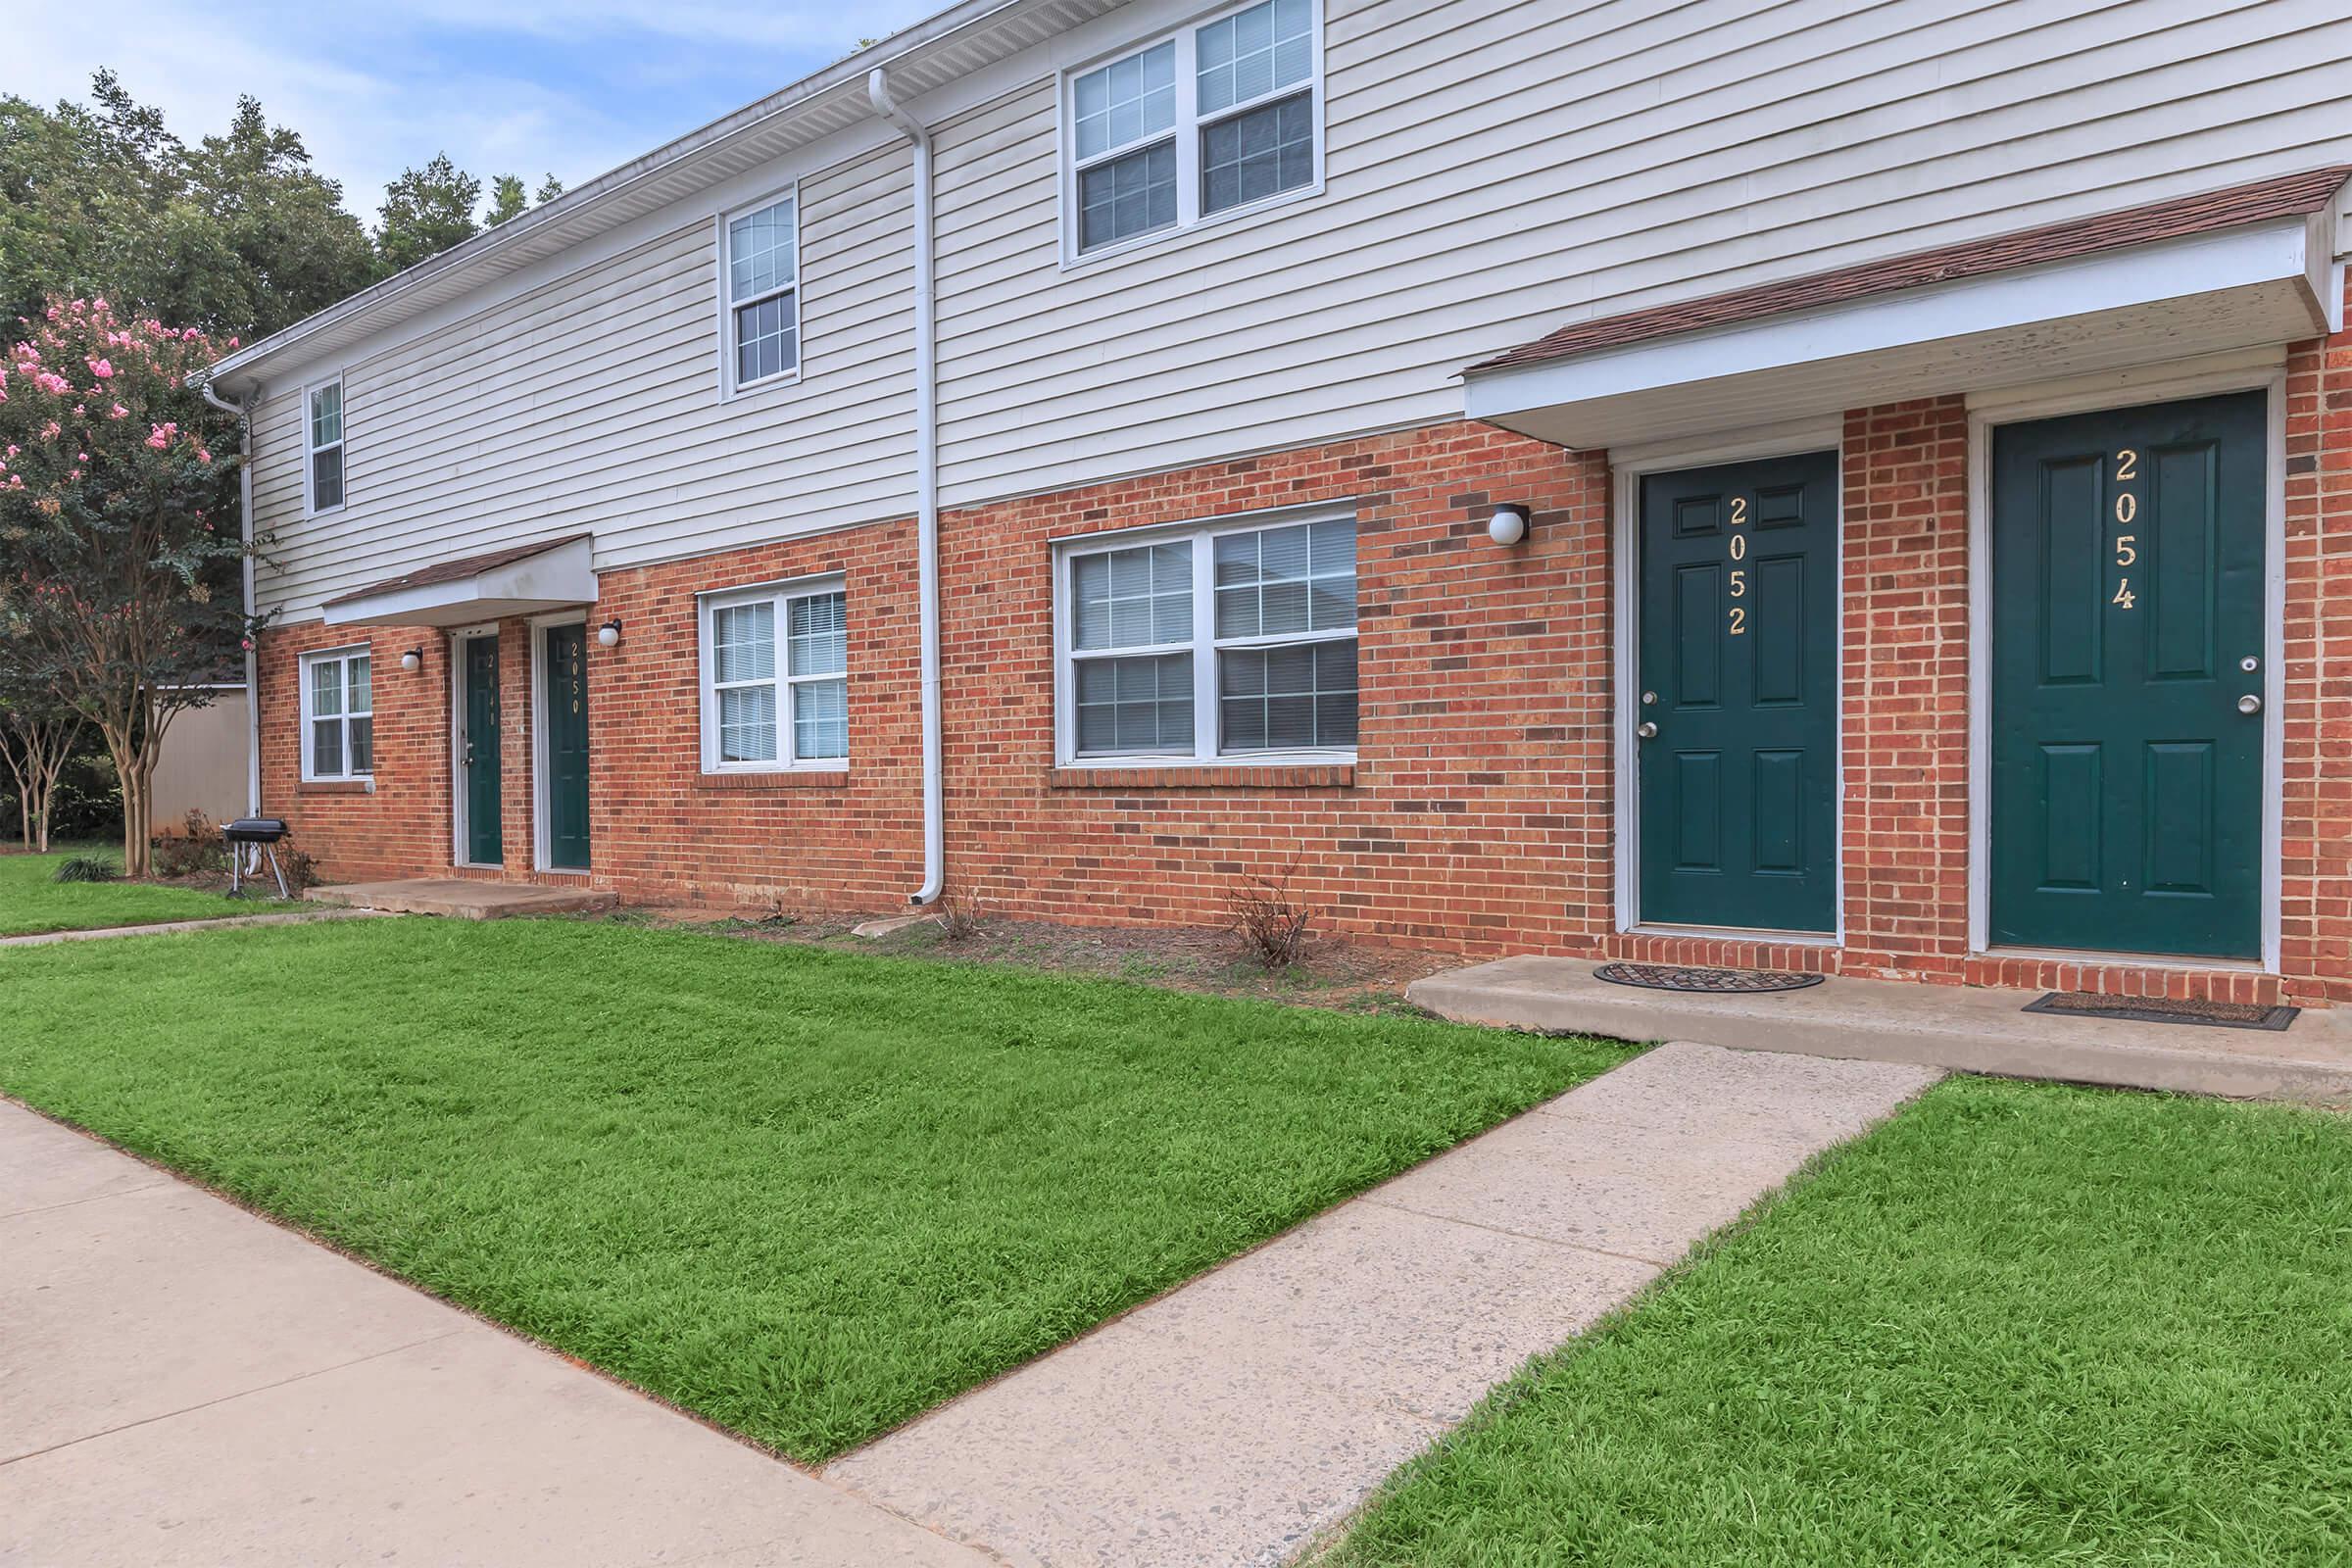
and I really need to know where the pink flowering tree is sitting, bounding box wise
[0,295,255,874]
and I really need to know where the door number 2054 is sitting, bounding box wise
[2112,448,2139,610]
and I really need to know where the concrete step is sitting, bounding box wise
[1408,956,2352,1104]
[303,879,616,920]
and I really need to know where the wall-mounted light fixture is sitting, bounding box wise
[399,647,423,672]
[1488,504,1532,547]
[598,619,623,649]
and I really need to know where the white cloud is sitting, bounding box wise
[7,0,932,222]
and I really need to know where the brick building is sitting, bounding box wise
[201,0,2352,1004]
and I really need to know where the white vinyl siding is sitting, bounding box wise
[305,380,344,514]
[299,647,372,780]
[1058,511,1356,765]
[1063,0,1323,260]
[246,0,2352,624]
[931,0,2352,506]
[700,576,848,771]
[248,143,913,621]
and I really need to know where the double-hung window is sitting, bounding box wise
[306,379,344,514]
[1060,512,1357,764]
[300,647,372,781]
[1065,0,1321,259]
[700,577,848,771]
[721,191,799,393]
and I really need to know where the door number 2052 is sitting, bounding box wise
[1727,496,1747,635]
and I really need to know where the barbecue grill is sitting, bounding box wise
[222,816,291,899]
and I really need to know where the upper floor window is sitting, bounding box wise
[722,192,799,394]
[1055,510,1357,764]
[1065,0,1322,261]
[699,575,848,770]
[306,379,345,514]
[300,646,372,781]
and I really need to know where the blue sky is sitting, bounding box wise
[13,1,940,226]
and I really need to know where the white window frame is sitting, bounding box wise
[697,573,848,773]
[303,375,346,517]
[1052,504,1358,768]
[715,184,803,400]
[298,644,374,783]
[1057,0,1326,268]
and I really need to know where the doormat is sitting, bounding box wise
[2022,991,2298,1031]
[1593,961,1825,994]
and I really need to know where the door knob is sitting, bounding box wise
[2237,694,2261,715]
[1636,721,1659,739]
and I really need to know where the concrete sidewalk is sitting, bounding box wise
[827,1044,1940,1567]
[0,1101,986,1568]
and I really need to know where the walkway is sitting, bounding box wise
[4,1045,1936,1567]
[825,1044,1939,1566]
[0,1100,984,1568]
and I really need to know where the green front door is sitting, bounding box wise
[462,634,503,866]
[1637,451,1839,932]
[542,623,591,871]
[1989,392,2266,958]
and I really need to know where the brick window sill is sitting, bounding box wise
[1048,763,1355,790]
[296,779,372,796]
[693,769,851,793]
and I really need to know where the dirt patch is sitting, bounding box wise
[594,902,1460,1015]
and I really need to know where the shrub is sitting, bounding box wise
[152,808,226,878]
[1226,862,1315,972]
[52,854,119,883]
[940,888,986,943]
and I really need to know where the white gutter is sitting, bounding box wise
[867,68,945,907]
[198,379,263,817]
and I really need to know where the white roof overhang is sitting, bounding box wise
[1465,213,2347,452]
[320,535,599,628]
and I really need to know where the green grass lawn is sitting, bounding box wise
[0,916,1627,1460]
[1325,1076,2352,1566]
[0,847,250,937]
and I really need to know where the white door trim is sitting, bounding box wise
[1609,418,1846,943]
[447,622,500,870]
[1964,359,2286,971]
[528,612,590,876]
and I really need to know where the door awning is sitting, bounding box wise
[320,533,598,627]
[1464,168,2351,451]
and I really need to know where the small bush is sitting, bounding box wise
[939,888,986,943]
[52,854,120,884]
[279,846,320,894]
[152,809,227,878]
[1227,862,1315,972]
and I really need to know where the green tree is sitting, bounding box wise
[535,173,564,206]
[0,74,376,339]
[376,152,481,271]
[486,172,528,226]
[0,297,253,872]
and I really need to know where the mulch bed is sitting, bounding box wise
[615,903,1459,1014]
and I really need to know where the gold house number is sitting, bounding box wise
[2111,449,2138,610]
[1727,495,1748,635]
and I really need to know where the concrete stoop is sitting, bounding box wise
[303,878,615,920]
[1408,956,2352,1103]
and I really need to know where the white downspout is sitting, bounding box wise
[867,67,944,906]
[199,376,263,817]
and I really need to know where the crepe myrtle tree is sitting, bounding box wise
[0,295,258,874]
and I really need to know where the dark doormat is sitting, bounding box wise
[2022,991,2298,1031]
[1593,961,1825,995]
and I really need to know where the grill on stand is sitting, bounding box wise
[222,817,291,899]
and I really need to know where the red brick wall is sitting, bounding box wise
[935,422,1612,951]
[257,333,2352,999]
[2281,300,2352,1005]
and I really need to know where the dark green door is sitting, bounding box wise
[543,623,590,871]
[462,635,503,866]
[1638,451,1838,932]
[1989,392,2266,958]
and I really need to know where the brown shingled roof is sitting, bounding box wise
[1469,167,2351,374]
[322,532,593,607]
